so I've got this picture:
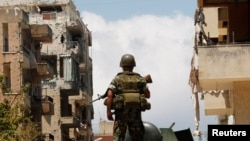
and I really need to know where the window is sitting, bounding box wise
[3,37,8,52]
[3,63,11,90]
[2,75,10,88]
[42,12,56,20]
[3,23,9,52]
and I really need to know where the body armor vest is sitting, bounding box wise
[104,72,151,111]
[115,72,142,109]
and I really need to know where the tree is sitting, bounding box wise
[0,81,41,141]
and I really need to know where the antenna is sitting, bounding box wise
[97,107,104,121]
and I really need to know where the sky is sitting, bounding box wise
[72,0,219,137]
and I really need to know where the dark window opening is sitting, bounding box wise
[222,21,228,28]
[82,107,87,122]
[60,57,64,78]
[3,23,9,52]
[3,63,11,89]
[39,6,62,12]
[3,37,8,52]
[223,35,227,41]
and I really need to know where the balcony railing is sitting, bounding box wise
[69,92,88,106]
[66,19,83,35]
[60,116,80,128]
[36,63,54,78]
[30,24,52,42]
[42,100,54,115]
[41,79,57,89]
[66,41,81,51]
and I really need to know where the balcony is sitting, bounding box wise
[77,121,92,135]
[78,127,88,136]
[198,0,248,7]
[30,24,52,42]
[198,44,250,91]
[41,80,57,89]
[203,90,233,115]
[42,101,54,115]
[69,93,88,106]
[37,63,54,78]
[79,63,87,74]
[57,79,78,90]
[66,41,80,55]
[66,19,84,35]
[60,116,80,128]
[66,20,78,28]
[198,44,250,121]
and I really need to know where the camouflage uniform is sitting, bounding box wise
[108,71,148,141]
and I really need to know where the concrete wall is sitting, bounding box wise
[203,90,233,115]
[198,45,250,90]
[199,45,250,123]
[99,121,114,135]
[233,81,250,124]
[203,7,219,38]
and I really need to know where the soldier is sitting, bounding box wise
[106,54,151,141]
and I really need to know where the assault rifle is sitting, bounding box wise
[91,74,152,103]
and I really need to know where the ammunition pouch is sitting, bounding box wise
[122,93,141,109]
[104,93,151,111]
[113,95,124,110]
[103,95,124,110]
[140,94,151,111]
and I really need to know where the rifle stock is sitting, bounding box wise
[144,74,152,83]
[91,74,152,103]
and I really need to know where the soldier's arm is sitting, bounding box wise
[107,89,114,120]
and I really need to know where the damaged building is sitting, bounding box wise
[0,0,93,140]
[190,0,250,135]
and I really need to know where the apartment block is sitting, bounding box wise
[194,0,250,124]
[0,0,93,140]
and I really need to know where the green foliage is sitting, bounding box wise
[20,82,31,94]
[0,82,41,141]
[0,74,11,93]
[0,99,23,140]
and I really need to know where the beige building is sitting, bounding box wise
[0,0,93,140]
[191,0,250,132]
[93,121,113,141]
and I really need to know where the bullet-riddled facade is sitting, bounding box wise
[0,0,93,141]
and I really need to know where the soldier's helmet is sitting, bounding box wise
[120,54,136,67]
